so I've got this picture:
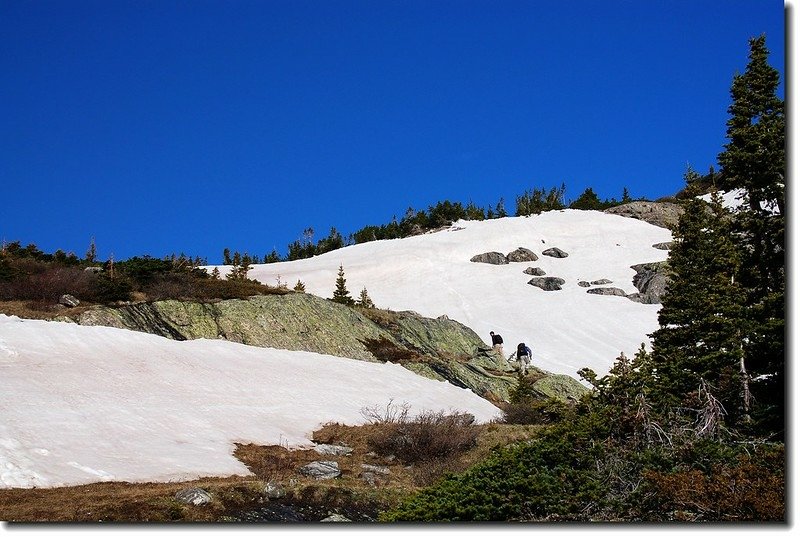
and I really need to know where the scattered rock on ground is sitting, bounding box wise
[175,488,213,506]
[59,294,80,308]
[541,247,569,258]
[506,247,538,262]
[578,281,591,287]
[264,481,286,500]
[312,444,353,456]
[586,287,627,296]
[470,252,509,265]
[523,267,546,276]
[361,464,391,475]
[528,277,566,291]
[590,279,613,285]
[299,461,341,480]
[321,514,352,522]
[652,241,674,250]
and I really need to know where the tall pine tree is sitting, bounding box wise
[649,183,747,423]
[717,35,785,436]
[331,264,354,306]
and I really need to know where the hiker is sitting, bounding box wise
[509,342,533,375]
[489,331,504,358]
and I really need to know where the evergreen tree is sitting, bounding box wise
[210,267,221,280]
[569,187,603,210]
[85,237,97,263]
[293,279,306,292]
[356,287,374,308]
[717,35,785,436]
[331,264,354,305]
[649,183,748,423]
[223,248,232,265]
[621,187,632,204]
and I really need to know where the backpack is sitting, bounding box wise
[517,343,528,356]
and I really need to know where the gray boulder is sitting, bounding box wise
[590,279,613,285]
[578,281,591,287]
[321,514,352,522]
[175,488,212,506]
[523,267,546,276]
[361,464,391,475]
[83,266,103,273]
[299,461,341,480]
[541,247,569,258]
[470,252,509,265]
[528,277,566,291]
[506,247,538,262]
[628,262,670,304]
[652,242,674,250]
[604,201,683,229]
[313,444,353,456]
[264,481,286,500]
[587,287,627,297]
[59,294,80,308]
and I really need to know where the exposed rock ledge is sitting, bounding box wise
[55,292,585,404]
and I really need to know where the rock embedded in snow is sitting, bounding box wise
[506,247,538,262]
[527,277,566,291]
[175,488,213,506]
[628,262,670,305]
[652,242,674,250]
[299,461,341,480]
[578,281,591,287]
[523,267,546,276]
[586,287,627,297]
[604,201,683,229]
[541,247,569,258]
[590,279,613,285]
[470,252,509,265]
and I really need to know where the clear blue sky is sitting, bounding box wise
[1,0,786,263]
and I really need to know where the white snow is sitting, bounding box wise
[218,210,672,380]
[0,315,500,489]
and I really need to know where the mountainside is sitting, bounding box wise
[213,209,673,379]
[58,293,585,402]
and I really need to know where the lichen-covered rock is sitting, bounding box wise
[531,374,588,401]
[523,267,546,276]
[528,277,566,291]
[58,294,80,308]
[313,444,353,456]
[541,247,569,258]
[604,201,683,229]
[470,252,509,265]
[506,247,538,262]
[264,481,286,500]
[321,514,351,522]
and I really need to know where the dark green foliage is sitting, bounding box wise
[331,264,354,306]
[568,187,604,210]
[515,184,566,216]
[356,287,374,308]
[716,35,785,438]
[649,188,748,421]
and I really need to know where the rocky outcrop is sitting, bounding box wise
[541,247,569,258]
[299,461,341,480]
[506,247,538,262]
[627,262,670,304]
[57,293,554,403]
[470,252,508,265]
[604,201,683,229]
[652,241,674,250]
[527,277,566,291]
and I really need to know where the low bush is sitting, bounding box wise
[362,403,478,464]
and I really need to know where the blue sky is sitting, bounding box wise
[1,0,786,263]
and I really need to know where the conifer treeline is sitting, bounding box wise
[221,184,640,265]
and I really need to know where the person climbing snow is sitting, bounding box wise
[490,331,504,358]
[509,342,532,375]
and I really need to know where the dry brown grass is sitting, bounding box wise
[0,421,540,522]
[0,300,94,320]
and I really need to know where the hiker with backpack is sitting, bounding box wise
[509,342,533,375]
[489,331,504,358]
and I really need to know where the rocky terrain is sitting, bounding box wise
[56,292,586,403]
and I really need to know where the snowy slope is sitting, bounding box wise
[219,210,672,379]
[0,315,500,489]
